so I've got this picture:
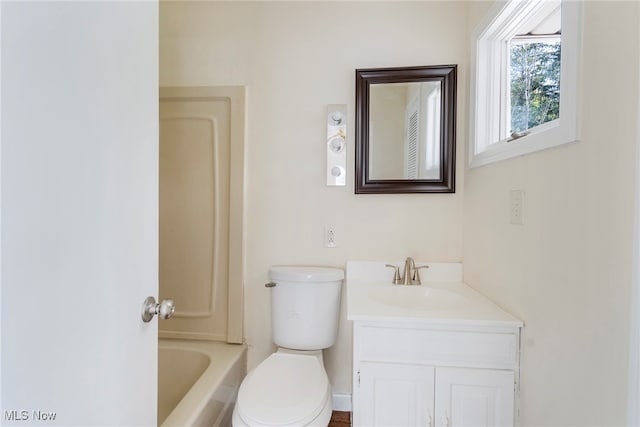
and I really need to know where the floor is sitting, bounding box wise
[329,411,351,427]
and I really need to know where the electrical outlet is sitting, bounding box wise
[325,226,337,248]
[510,190,524,225]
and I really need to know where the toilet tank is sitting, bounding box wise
[268,266,344,350]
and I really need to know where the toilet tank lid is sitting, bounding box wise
[269,266,344,282]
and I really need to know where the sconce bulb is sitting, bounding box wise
[330,111,343,125]
[328,136,345,153]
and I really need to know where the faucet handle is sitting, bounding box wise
[412,265,430,285]
[385,264,402,284]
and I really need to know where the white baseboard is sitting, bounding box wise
[332,393,352,412]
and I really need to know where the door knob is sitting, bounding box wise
[141,296,175,323]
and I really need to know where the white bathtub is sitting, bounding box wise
[158,339,247,427]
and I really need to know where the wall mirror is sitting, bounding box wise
[355,65,457,193]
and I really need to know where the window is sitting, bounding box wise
[510,36,561,135]
[469,0,582,168]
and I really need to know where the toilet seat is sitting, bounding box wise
[235,352,331,426]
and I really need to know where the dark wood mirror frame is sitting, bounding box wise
[355,65,457,194]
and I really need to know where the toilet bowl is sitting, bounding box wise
[232,349,333,427]
[232,266,344,427]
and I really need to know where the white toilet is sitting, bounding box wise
[232,266,344,427]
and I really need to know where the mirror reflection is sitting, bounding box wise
[369,81,442,180]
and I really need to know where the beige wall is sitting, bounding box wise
[464,1,639,425]
[160,1,467,395]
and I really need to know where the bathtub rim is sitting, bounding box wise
[159,338,247,427]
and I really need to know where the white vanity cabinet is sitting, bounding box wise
[346,261,523,427]
[352,321,520,427]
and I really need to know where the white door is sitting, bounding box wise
[435,367,515,427]
[1,2,158,425]
[358,362,435,427]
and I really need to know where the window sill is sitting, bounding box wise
[469,119,579,168]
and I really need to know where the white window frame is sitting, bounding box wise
[469,0,583,168]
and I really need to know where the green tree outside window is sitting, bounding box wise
[510,41,561,133]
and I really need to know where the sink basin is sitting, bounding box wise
[369,286,465,311]
[346,261,524,324]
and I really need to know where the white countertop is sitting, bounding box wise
[346,261,523,328]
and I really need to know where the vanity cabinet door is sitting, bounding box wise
[357,362,435,427]
[434,367,515,427]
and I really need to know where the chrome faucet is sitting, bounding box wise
[386,257,429,285]
[402,257,416,285]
